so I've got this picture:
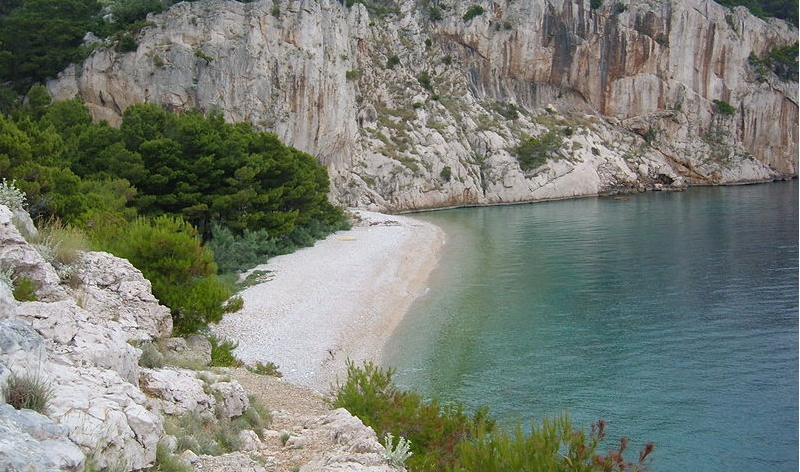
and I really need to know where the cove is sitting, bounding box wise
[382,180,798,472]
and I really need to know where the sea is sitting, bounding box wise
[382,180,798,472]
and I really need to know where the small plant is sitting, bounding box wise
[386,54,400,69]
[138,342,166,369]
[0,265,12,290]
[31,218,88,266]
[152,54,164,68]
[209,335,243,367]
[424,38,432,48]
[280,431,291,446]
[12,276,37,301]
[417,71,432,91]
[232,395,272,438]
[345,69,360,80]
[429,6,443,21]
[153,443,192,472]
[0,179,26,211]
[591,0,603,9]
[3,371,53,413]
[383,433,413,468]
[614,2,627,14]
[440,166,452,182]
[462,4,485,21]
[194,49,214,64]
[246,361,283,377]
[643,126,657,144]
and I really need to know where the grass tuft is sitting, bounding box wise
[3,371,54,413]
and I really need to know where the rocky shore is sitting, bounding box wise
[0,203,439,471]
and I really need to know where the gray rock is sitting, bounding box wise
[0,404,85,472]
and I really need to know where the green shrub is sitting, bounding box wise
[387,55,400,69]
[591,0,603,9]
[513,130,563,170]
[334,361,654,472]
[153,443,192,472]
[3,371,53,413]
[712,99,737,116]
[334,360,492,471]
[246,361,283,377]
[462,4,486,21]
[12,276,37,302]
[96,215,232,335]
[440,166,453,182]
[452,417,653,471]
[417,71,433,91]
[117,33,138,53]
[232,395,272,439]
[138,342,166,369]
[209,335,243,367]
[749,42,798,82]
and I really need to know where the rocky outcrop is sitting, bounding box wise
[48,0,797,211]
[0,203,402,471]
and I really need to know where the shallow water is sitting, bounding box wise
[383,181,798,472]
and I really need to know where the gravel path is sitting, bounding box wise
[212,211,444,393]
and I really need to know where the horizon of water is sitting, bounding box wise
[382,180,798,472]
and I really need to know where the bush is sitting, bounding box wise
[96,215,233,335]
[386,54,400,69]
[138,342,165,369]
[12,276,37,302]
[334,361,491,471]
[462,4,486,21]
[591,0,603,9]
[209,335,243,367]
[513,130,563,171]
[712,99,737,116]
[417,71,433,91]
[0,179,26,211]
[116,33,138,53]
[334,361,654,472]
[440,166,452,182]
[452,417,653,471]
[246,361,282,377]
[3,371,53,413]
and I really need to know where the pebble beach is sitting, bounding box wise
[211,210,445,393]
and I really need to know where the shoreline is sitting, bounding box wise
[211,210,445,393]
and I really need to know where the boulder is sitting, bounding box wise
[0,205,67,302]
[0,404,85,472]
[70,251,172,341]
[140,367,216,416]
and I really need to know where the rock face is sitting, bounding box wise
[49,0,797,211]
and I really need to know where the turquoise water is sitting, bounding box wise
[382,181,798,471]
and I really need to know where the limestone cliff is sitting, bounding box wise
[48,0,798,211]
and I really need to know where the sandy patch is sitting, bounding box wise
[211,210,444,393]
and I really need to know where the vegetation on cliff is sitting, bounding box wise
[1,93,349,334]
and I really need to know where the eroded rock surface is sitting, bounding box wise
[49,0,798,212]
